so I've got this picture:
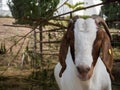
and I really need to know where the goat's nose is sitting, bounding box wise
[76,66,90,74]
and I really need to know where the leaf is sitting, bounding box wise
[65,2,74,9]
[65,1,84,10]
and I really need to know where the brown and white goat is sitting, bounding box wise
[54,15,114,90]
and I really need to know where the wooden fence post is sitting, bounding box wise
[39,25,43,61]
[33,28,37,67]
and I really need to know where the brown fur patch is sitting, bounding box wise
[92,29,114,80]
[59,16,79,77]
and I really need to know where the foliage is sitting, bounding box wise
[65,1,85,18]
[27,59,58,90]
[65,2,84,10]
[101,0,120,29]
[0,42,6,55]
[8,0,59,24]
[101,0,120,21]
[112,34,120,47]
[21,46,42,68]
[113,48,120,60]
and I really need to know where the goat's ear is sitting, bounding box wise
[59,20,74,77]
[59,32,69,77]
[101,31,114,80]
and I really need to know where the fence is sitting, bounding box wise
[30,22,66,61]
[2,0,119,66]
[32,21,120,61]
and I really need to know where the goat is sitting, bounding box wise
[54,15,114,90]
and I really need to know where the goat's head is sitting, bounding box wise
[59,15,114,81]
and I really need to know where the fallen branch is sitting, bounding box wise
[3,24,32,28]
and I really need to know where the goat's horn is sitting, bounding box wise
[92,15,111,40]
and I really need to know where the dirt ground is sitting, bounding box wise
[0,18,120,90]
[0,17,31,76]
[0,18,30,52]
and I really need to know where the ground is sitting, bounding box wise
[0,18,120,90]
[0,17,58,90]
[0,17,31,76]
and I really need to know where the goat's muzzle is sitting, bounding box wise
[76,65,93,81]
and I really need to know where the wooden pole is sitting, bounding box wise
[39,25,43,61]
[33,28,37,67]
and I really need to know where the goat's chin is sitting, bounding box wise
[77,74,91,81]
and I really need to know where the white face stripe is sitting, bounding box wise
[74,18,98,67]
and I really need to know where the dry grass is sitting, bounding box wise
[0,17,31,73]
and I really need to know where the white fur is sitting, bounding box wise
[54,18,111,90]
[74,18,98,68]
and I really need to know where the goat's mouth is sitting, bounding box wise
[77,73,91,81]
[76,66,92,81]
[76,67,93,81]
